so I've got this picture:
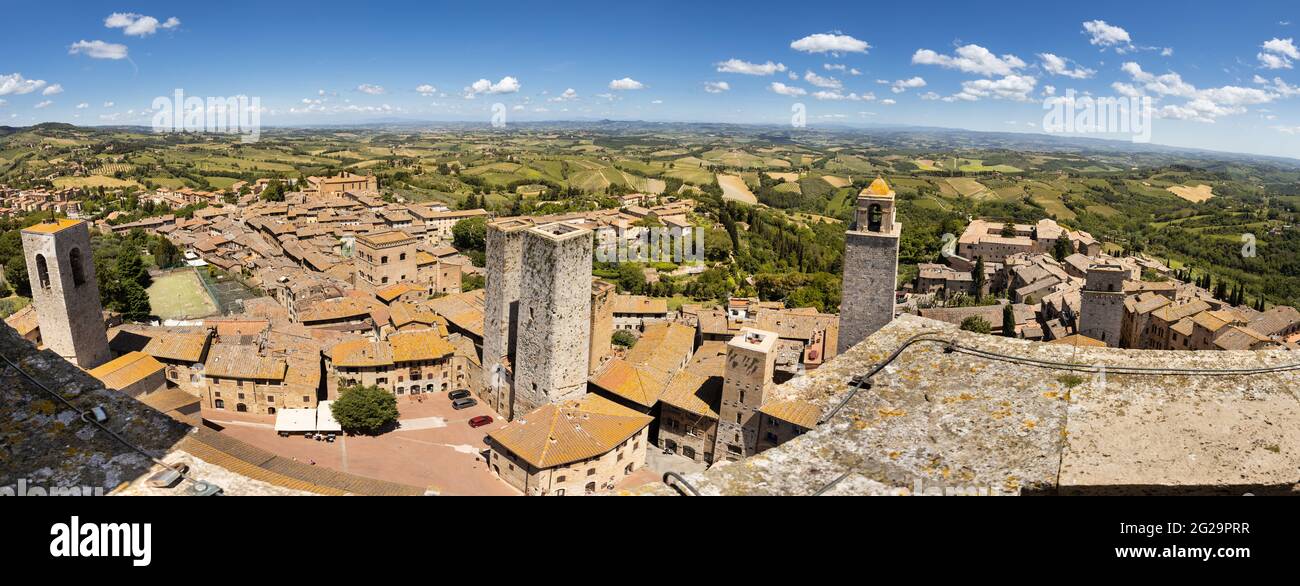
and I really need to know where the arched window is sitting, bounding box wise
[69,248,86,287]
[35,254,50,289]
[867,204,883,232]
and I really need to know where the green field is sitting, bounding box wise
[147,270,219,320]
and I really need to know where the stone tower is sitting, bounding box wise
[589,279,615,374]
[838,177,901,354]
[513,222,593,417]
[1079,263,1127,347]
[21,219,110,368]
[481,218,532,418]
[714,328,778,462]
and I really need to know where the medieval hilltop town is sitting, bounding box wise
[5,167,1300,497]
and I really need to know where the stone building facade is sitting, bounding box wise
[590,280,615,373]
[354,230,418,289]
[481,219,532,419]
[713,328,778,462]
[21,219,110,368]
[308,171,377,196]
[1079,264,1127,347]
[838,178,901,354]
[326,330,473,398]
[487,394,652,496]
[513,223,593,416]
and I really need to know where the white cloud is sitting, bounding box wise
[824,63,846,72]
[357,84,386,95]
[1082,20,1132,50]
[1038,53,1095,79]
[1263,38,1299,59]
[803,70,842,89]
[104,13,180,37]
[75,102,88,109]
[890,76,927,94]
[651,99,663,104]
[919,92,940,100]
[33,100,52,109]
[1118,61,1280,122]
[415,84,437,96]
[41,84,63,96]
[463,76,521,98]
[0,73,47,96]
[912,44,1025,77]
[812,90,874,101]
[880,99,896,105]
[549,88,579,102]
[703,81,730,94]
[1259,38,1300,69]
[716,59,786,75]
[102,101,114,107]
[1259,52,1291,69]
[768,82,807,96]
[68,40,128,60]
[608,77,645,90]
[945,74,1038,102]
[790,33,870,55]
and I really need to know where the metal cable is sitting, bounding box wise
[662,471,700,496]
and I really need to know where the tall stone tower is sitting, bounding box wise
[1079,264,1127,347]
[838,177,901,354]
[714,328,777,463]
[481,218,532,418]
[589,279,615,374]
[21,219,110,368]
[513,222,593,417]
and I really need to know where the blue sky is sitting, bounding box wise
[4,1,1300,158]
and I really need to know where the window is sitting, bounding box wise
[867,204,883,232]
[69,248,86,287]
[35,254,50,289]
[214,399,225,409]
[556,475,566,482]
[587,468,596,476]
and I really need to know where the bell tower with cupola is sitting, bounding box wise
[839,177,902,354]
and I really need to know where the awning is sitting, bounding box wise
[274,408,317,433]
[316,400,342,432]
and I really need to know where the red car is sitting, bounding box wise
[468,415,494,428]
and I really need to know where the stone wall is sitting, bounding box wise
[513,224,592,415]
[1080,291,1125,347]
[481,220,530,419]
[714,329,777,462]
[21,222,110,368]
[631,314,1300,496]
[838,229,899,355]
[0,323,188,493]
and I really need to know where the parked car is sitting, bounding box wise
[452,397,478,410]
[469,415,493,428]
[448,390,471,401]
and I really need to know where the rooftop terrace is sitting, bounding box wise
[634,314,1300,496]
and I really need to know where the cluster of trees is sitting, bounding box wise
[451,216,487,267]
[92,229,157,321]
